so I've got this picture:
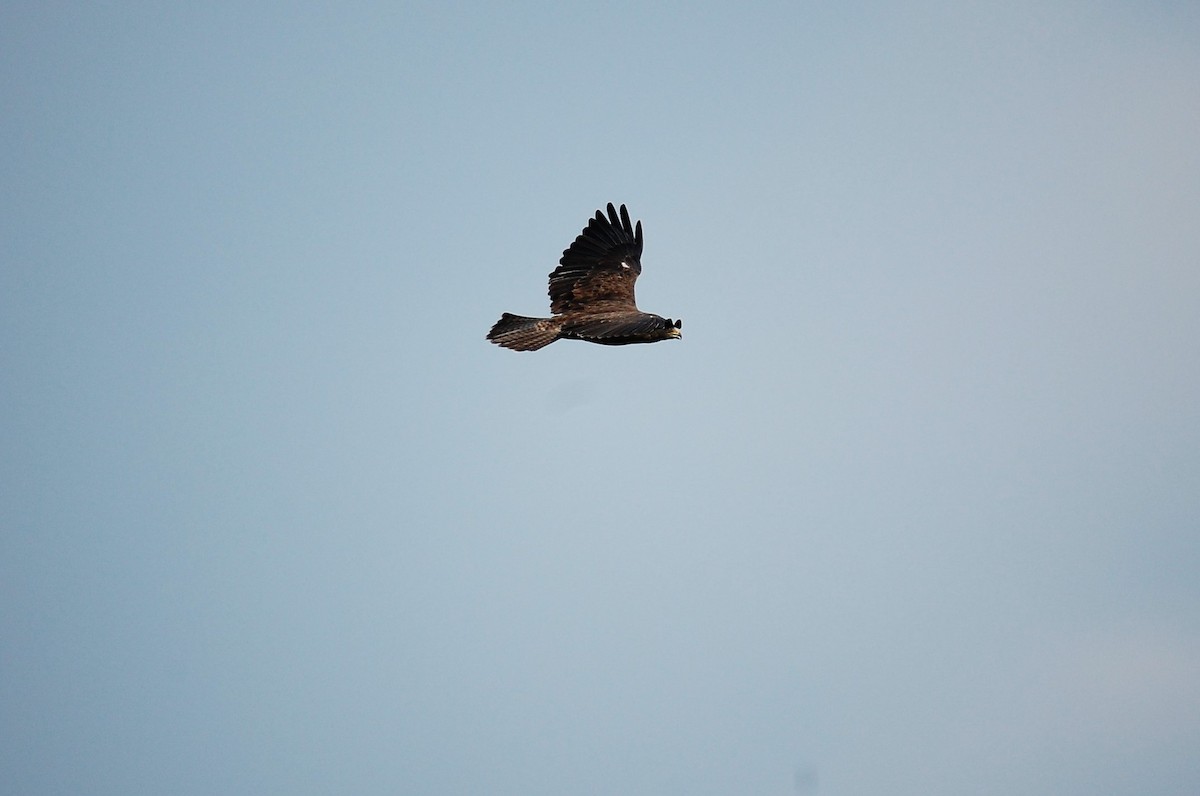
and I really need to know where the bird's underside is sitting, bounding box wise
[487,203,681,351]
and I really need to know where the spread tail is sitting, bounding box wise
[487,313,561,351]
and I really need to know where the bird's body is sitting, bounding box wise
[487,204,681,351]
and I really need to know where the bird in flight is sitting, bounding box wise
[487,203,682,351]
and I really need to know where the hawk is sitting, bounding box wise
[487,203,682,351]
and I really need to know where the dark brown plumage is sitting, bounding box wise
[487,203,682,351]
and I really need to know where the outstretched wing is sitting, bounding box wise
[562,313,670,341]
[548,203,643,315]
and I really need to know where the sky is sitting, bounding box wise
[2,2,1199,794]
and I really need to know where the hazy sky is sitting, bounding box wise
[3,2,1199,794]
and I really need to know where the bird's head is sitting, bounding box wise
[665,318,682,339]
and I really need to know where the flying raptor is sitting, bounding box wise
[487,203,682,351]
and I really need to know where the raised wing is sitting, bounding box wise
[548,203,643,314]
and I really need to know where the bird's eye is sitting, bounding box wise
[620,261,630,270]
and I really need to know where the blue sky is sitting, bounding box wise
[3,2,1199,794]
